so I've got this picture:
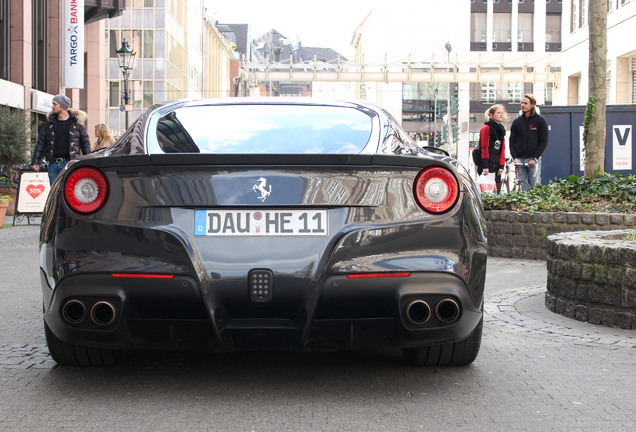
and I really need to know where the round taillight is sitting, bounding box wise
[413,166,459,214]
[64,167,109,214]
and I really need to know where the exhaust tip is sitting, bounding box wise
[436,298,460,323]
[62,300,86,325]
[406,300,431,325]
[91,301,116,326]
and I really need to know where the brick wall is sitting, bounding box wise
[485,211,636,260]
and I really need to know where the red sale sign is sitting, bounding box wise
[26,184,46,199]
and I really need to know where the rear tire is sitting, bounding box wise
[403,318,483,366]
[44,321,119,367]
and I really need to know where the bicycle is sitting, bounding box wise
[499,158,531,194]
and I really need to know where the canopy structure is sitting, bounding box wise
[239,54,561,86]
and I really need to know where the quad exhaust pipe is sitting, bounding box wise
[405,298,461,325]
[406,300,431,324]
[61,299,117,326]
[62,300,86,324]
[91,301,117,326]
[435,298,460,323]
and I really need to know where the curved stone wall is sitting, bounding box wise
[485,211,636,260]
[545,230,636,330]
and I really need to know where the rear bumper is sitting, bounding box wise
[42,271,483,352]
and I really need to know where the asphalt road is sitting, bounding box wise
[1,224,634,431]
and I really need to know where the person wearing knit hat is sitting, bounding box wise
[31,94,91,184]
[52,94,71,111]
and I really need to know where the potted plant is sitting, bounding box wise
[0,193,9,227]
[0,104,37,215]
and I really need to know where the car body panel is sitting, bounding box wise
[39,98,487,364]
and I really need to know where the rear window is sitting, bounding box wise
[151,104,374,154]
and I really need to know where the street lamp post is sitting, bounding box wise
[116,39,136,130]
[444,42,453,156]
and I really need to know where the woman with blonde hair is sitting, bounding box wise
[476,104,507,192]
[93,123,116,151]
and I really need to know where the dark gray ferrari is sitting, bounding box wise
[39,98,487,366]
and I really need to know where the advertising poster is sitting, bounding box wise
[612,125,632,170]
[16,172,50,214]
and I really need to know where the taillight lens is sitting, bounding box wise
[64,167,109,214]
[413,166,459,214]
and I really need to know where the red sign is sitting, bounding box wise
[26,184,46,199]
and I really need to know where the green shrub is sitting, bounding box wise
[0,105,36,177]
[482,173,636,213]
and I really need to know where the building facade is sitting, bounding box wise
[104,0,196,135]
[559,0,636,105]
[351,1,563,166]
[0,0,124,132]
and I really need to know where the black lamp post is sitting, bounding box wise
[116,39,136,130]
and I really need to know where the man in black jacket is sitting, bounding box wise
[509,94,549,188]
[31,94,91,185]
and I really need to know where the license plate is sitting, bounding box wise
[194,209,328,236]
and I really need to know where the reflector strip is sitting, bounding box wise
[346,272,411,279]
[111,273,176,279]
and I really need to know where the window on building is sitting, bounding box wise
[481,82,496,104]
[109,30,133,58]
[143,30,154,58]
[1,0,10,80]
[32,0,48,91]
[143,80,154,108]
[109,81,120,107]
[492,13,511,51]
[518,13,534,51]
[131,80,142,109]
[471,13,487,50]
[579,0,587,27]
[131,30,142,59]
[544,83,554,105]
[507,83,522,103]
[570,0,587,31]
[546,13,562,51]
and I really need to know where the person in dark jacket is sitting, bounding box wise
[477,104,507,193]
[509,94,548,188]
[31,94,91,185]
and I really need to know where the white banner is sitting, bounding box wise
[62,0,84,89]
[612,125,632,170]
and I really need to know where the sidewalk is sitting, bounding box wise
[485,256,635,346]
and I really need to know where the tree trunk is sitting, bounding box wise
[584,0,608,178]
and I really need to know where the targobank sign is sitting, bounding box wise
[62,0,84,89]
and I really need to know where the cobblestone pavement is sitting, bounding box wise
[0,225,634,431]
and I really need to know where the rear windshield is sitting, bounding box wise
[151,104,374,154]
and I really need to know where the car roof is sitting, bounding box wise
[153,97,383,113]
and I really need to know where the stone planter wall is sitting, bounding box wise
[484,211,636,260]
[545,230,636,330]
